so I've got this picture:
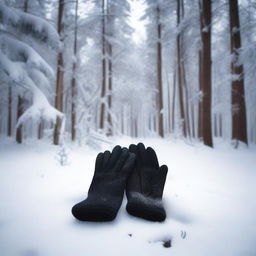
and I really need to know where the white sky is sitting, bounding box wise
[129,0,147,44]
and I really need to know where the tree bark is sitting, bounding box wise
[219,113,222,137]
[53,0,65,145]
[107,42,112,136]
[15,0,29,142]
[214,113,217,137]
[198,49,203,139]
[229,0,248,144]
[71,0,79,141]
[181,56,191,138]
[200,0,213,147]
[99,0,106,131]
[156,5,164,137]
[176,0,186,137]
[24,0,29,12]
[171,66,176,133]
[191,102,195,138]
[38,121,43,139]
[180,0,191,138]
[167,80,171,134]
[8,86,12,137]
[106,0,113,136]
[16,95,24,144]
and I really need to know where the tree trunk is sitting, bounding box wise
[38,121,43,139]
[99,0,106,131]
[171,66,176,133]
[229,0,248,144]
[167,80,171,134]
[191,102,195,138]
[200,0,213,147]
[106,0,113,136]
[176,0,186,137]
[24,0,29,12]
[181,57,191,138]
[180,0,191,138]
[71,0,79,141]
[53,0,65,145]
[107,42,112,136]
[219,114,222,137]
[8,86,12,137]
[156,5,164,137]
[214,113,217,137]
[198,49,203,139]
[102,0,115,136]
[15,0,29,142]
[16,96,24,144]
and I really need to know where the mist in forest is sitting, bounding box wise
[0,0,255,147]
[1,1,256,256]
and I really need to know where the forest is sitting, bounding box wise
[0,0,255,147]
[0,1,256,256]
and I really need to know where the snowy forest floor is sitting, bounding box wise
[0,137,256,256]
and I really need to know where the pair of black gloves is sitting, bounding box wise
[71,143,168,222]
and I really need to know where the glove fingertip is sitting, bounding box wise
[102,150,111,166]
[112,145,122,153]
[137,142,146,150]
[146,147,159,168]
[160,165,168,176]
[138,142,148,164]
[122,147,129,153]
[147,146,155,152]
[108,145,122,167]
[95,152,104,171]
[129,144,137,153]
[96,152,104,159]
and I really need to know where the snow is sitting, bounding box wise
[0,33,63,129]
[0,137,256,256]
[0,32,54,77]
[0,3,59,50]
[0,46,63,128]
[0,52,26,82]
[16,86,64,128]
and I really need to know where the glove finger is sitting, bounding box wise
[129,144,138,155]
[129,144,139,165]
[108,145,122,167]
[159,165,168,195]
[159,165,168,181]
[152,165,168,198]
[103,150,111,167]
[137,142,148,165]
[121,152,136,176]
[146,147,159,169]
[113,147,129,173]
[95,152,104,172]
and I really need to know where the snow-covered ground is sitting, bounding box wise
[0,137,256,256]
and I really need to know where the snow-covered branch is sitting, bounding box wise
[0,32,54,77]
[0,2,59,50]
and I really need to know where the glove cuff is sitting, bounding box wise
[72,200,119,222]
[126,193,166,222]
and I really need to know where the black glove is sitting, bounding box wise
[126,143,168,222]
[72,145,135,222]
